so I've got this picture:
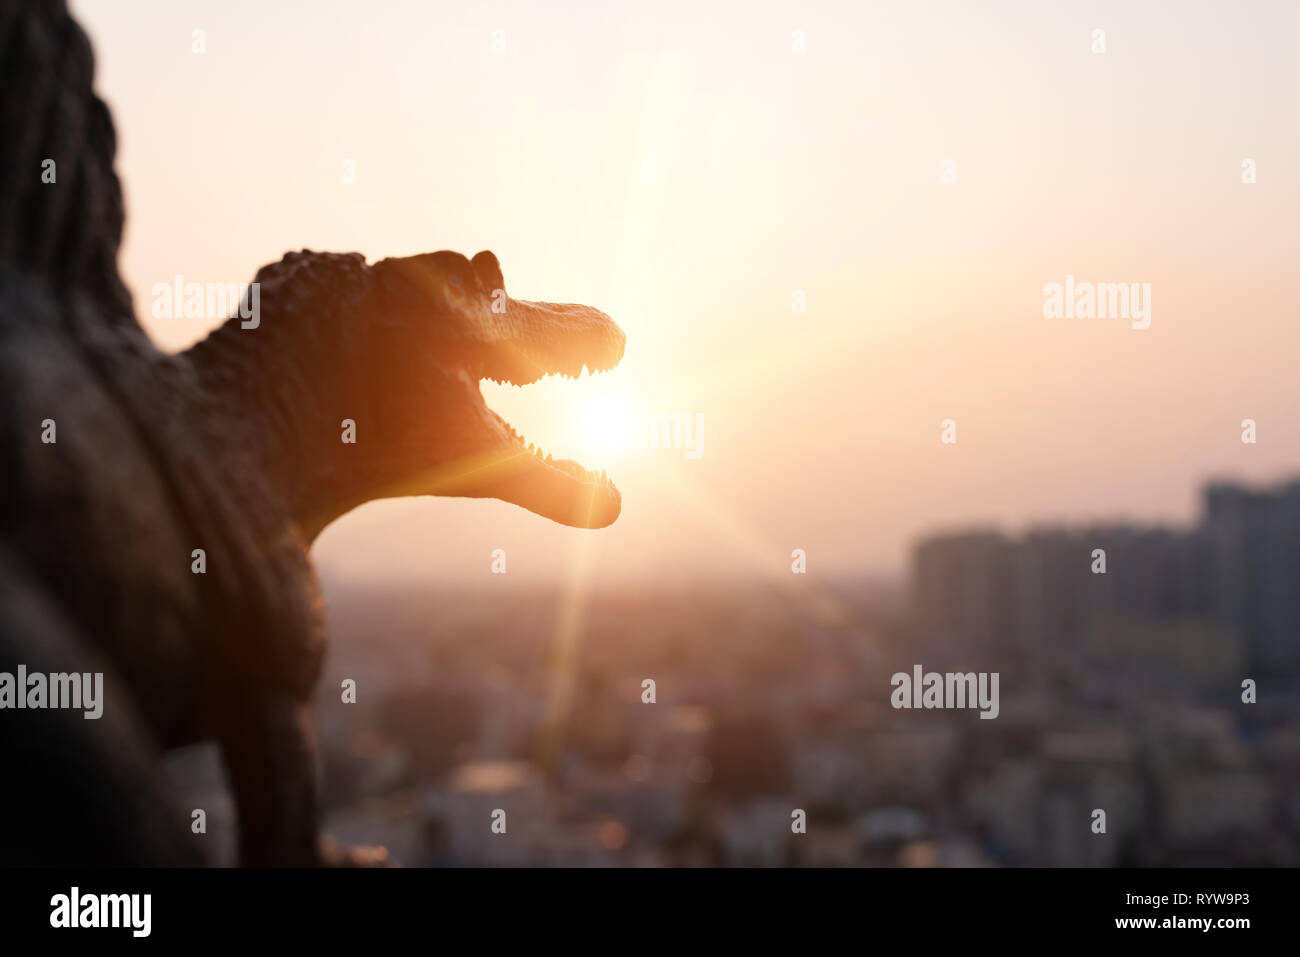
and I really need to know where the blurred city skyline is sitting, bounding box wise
[169,474,1300,867]
[73,0,1300,583]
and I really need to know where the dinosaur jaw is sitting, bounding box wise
[471,299,626,388]
[462,295,625,529]
[478,405,622,529]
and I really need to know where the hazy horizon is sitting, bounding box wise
[74,0,1300,584]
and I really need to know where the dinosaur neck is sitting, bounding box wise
[182,252,396,542]
[185,316,348,543]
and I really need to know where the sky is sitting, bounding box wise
[73,0,1300,585]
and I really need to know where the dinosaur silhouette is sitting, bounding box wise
[0,0,624,865]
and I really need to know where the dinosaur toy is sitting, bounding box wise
[0,0,624,865]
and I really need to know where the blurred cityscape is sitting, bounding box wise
[169,478,1300,866]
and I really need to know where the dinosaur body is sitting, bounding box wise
[0,0,624,865]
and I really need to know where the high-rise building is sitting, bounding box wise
[911,479,1299,686]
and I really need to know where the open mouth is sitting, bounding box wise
[473,298,626,529]
[374,249,627,529]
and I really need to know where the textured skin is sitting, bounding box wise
[0,0,623,865]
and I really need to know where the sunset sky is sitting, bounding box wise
[74,0,1300,585]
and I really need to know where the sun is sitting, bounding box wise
[575,390,636,460]
[479,371,640,478]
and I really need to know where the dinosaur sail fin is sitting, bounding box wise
[0,0,138,328]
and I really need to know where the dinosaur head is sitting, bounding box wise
[346,249,626,530]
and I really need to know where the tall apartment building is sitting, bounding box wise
[911,480,1299,685]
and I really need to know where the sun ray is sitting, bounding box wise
[634,453,853,627]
